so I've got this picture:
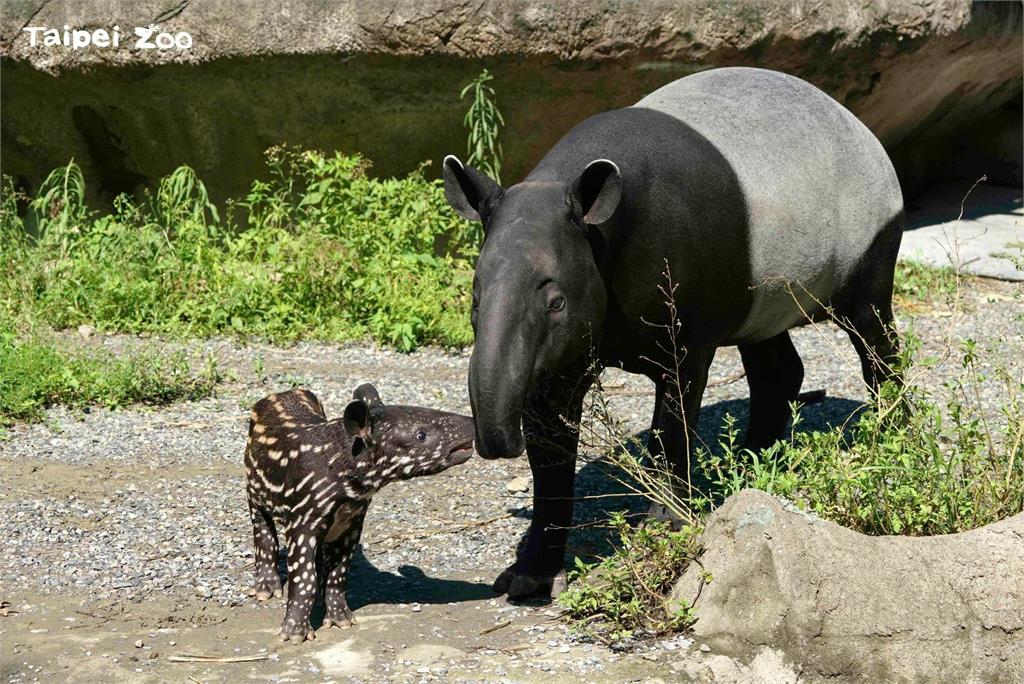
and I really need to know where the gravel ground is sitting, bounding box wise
[0,277,1020,682]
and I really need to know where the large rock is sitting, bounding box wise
[670,489,1024,682]
[1,1,1020,204]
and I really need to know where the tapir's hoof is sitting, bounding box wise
[492,566,516,594]
[494,562,568,600]
[323,617,354,629]
[272,588,283,598]
[504,569,567,600]
[254,590,274,602]
[798,388,827,404]
[508,574,544,599]
[279,629,314,644]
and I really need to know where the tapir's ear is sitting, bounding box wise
[352,382,382,409]
[343,399,374,441]
[442,155,504,223]
[568,159,622,226]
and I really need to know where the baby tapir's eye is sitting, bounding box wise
[415,429,427,442]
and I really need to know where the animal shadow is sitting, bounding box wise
[270,546,493,625]
[566,394,866,565]
[342,550,493,611]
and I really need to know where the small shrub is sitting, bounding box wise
[1,148,477,351]
[698,334,1024,536]
[558,511,701,643]
[0,327,221,425]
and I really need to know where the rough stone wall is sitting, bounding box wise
[670,489,1024,682]
[1,0,1020,204]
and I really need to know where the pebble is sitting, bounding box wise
[505,476,531,493]
[134,640,143,649]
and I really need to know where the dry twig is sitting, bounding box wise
[479,619,512,635]
[168,653,270,663]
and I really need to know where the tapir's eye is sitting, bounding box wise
[415,429,427,442]
[549,296,566,312]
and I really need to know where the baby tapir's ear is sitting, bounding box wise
[352,383,382,409]
[343,400,374,442]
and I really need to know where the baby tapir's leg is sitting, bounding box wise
[280,526,322,642]
[321,507,367,629]
[248,498,282,600]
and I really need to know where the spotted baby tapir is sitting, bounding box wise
[244,383,475,642]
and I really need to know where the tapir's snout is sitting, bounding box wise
[475,426,526,460]
[442,413,478,467]
[468,327,530,461]
[447,437,476,465]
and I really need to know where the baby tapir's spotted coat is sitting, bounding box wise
[244,383,475,642]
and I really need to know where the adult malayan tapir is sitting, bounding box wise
[442,67,904,599]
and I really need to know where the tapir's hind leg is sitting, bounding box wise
[248,498,283,601]
[838,214,903,394]
[738,331,804,451]
[840,298,900,393]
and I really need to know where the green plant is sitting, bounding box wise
[460,69,505,184]
[893,260,960,311]
[558,511,701,643]
[1003,241,1024,273]
[698,333,1024,536]
[1,148,477,351]
[151,165,220,229]
[30,160,89,242]
[0,326,221,425]
[253,354,267,384]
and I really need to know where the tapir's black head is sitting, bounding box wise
[442,156,621,459]
[342,383,475,486]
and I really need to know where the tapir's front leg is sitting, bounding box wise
[494,371,593,600]
[280,526,321,643]
[322,506,367,629]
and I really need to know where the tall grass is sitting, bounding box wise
[460,69,505,184]
[1,147,477,351]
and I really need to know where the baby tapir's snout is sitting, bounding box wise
[244,383,475,643]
